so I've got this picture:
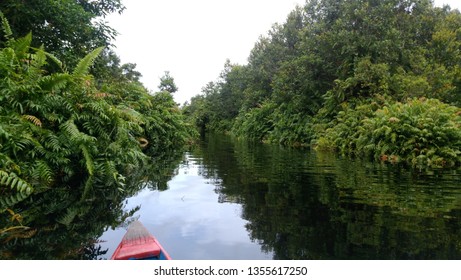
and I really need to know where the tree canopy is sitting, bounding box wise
[184,0,461,167]
[0,0,123,68]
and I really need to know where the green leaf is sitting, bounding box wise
[73,46,104,77]
[0,11,13,40]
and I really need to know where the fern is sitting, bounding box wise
[72,47,104,77]
[0,29,193,236]
[80,145,95,176]
[22,115,42,127]
[60,119,96,144]
[43,133,62,152]
[38,73,70,92]
[57,207,79,226]
[317,98,461,167]
[0,171,33,195]
[0,191,30,208]
[30,160,54,185]
[29,45,48,71]
[9,32,32,58]
[81,175,94,200]
[0,11,12,40]
[30,47,64,71]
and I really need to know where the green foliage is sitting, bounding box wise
[184,0,461,168]
[72,47,104,77]
[0,11,12,40]
[314,100,381,152]
[158,71,178,93]
[100,75,196,156]
[0,171,33,195]
[316,98,461,167]
[0,5,195,257]
[265,105,314,147]
[0,26,193,242]
[190,134,461,259]
[232,101,276,142]
[0,0,124,70]
[232,101,313,146]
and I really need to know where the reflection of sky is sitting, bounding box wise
[99,158,272,260]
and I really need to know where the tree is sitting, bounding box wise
[158,71,178,93]
[0,18,195,251]
[0,0,124,69]
[184,0,461,159]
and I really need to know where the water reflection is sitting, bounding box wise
[0,151,184,260]
[5,133,461,259]
[100,134,461,259]
[189,134,461,259]
[99,154,272,259]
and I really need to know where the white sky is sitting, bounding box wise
[107,0,461,105]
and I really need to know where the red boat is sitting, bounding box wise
[111,220,172,260]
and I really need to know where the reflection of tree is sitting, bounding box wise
[1,186,130,259]
[142,150,185,192]
[192,134,461,259]
[0,150,184,260]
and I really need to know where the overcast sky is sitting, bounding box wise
[107,0,461,105]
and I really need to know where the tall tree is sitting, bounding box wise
[184,0,461,150]
[158,71,178,93]
[0,0,124,69]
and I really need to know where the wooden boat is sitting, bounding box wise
[111,220,171,260]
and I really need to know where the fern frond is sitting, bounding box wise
[81,175,94,200]
[60,119,96,144]
[7,228,36,239]
[31,47,64,70]
[86,102,111,121]
[116,105,143,122]
[0,171,33,195]
[57,207,79,226]
[80,145,95,176]
[0,191,30,208]
[11,32,32,57]
[28,44,48,70]
[22,115,42,127]
[73,47,104,77]
[43,133,61,152]
[94,92,110,98]
[31,160,54,185]
[38,73,70,92]
[0,11,12,40]
[0,226,30,235]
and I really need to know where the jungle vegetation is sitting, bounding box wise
[183,0,461,168]
[0,1,194,258]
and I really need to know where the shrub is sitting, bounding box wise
[315,98,461,167]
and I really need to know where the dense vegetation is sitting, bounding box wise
[0,1,193,258]
[183,0,461,167]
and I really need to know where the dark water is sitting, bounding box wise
[99,134,461,260]
[3,134,461,259]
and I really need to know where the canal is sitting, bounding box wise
[99,134,461,259]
